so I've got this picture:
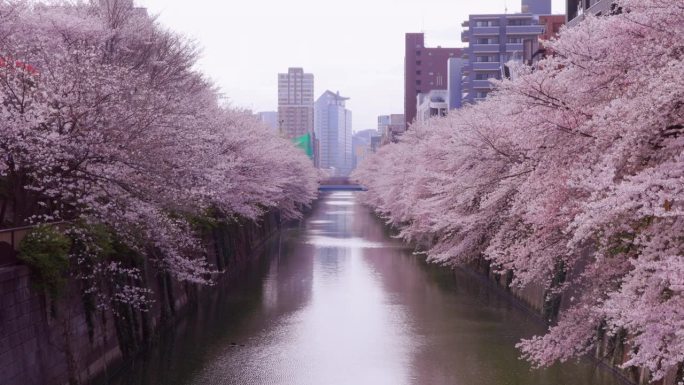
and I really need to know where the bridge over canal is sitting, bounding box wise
[318,177,366,191]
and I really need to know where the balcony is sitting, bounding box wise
[505,43,524,52]
[505,25,543,35]
[461,21,469,27]
[471,26,500,36]
[461,31,469,43]
[473,80,495,89]
[472,44,500,53]
[472,62,501,71]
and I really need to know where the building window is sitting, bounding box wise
[504,52,522,61]
[477,38,499,44]
[416,70,421,75]
[475,73,498,80]
[416,50,421,56]
[416,60,422,66]
[476,55,498,62]
[475,20,499,27]
[416,80,421,85]
[508,18,531,26]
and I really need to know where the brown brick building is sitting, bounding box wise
[404,33,462,128]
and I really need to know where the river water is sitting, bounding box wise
[107,191,623,385]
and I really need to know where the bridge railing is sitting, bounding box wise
[319,177,354,186]
[318,185,366,191]
[318,178,366,191]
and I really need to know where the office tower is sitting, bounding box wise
[314,91,353,176]
[277,68,314,139]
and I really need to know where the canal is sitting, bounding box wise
[105,191,623,385]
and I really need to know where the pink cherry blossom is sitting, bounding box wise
[354,0,684,381]
[1,1,318,308]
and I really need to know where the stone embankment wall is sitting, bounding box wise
[0,212,281,385]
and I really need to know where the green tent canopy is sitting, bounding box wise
[292,133,313,158]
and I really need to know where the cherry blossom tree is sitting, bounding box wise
[354,0,683,381]
[0,0,318,306]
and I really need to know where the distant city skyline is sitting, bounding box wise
[136,0,565,131]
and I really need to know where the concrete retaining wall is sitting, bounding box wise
[0,212,281,385]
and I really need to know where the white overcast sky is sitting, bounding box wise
[136,0,565,131]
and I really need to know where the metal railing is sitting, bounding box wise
[0,222,68,266]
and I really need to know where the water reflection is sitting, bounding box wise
[325,200,355,206]
[104,192,624,385]
[305,235,383,249]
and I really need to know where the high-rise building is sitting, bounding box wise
[404,33,462,128]
[460,0,561,104]
[277,68,314,139]
[566,0,614,27]
[314,91,353,176]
